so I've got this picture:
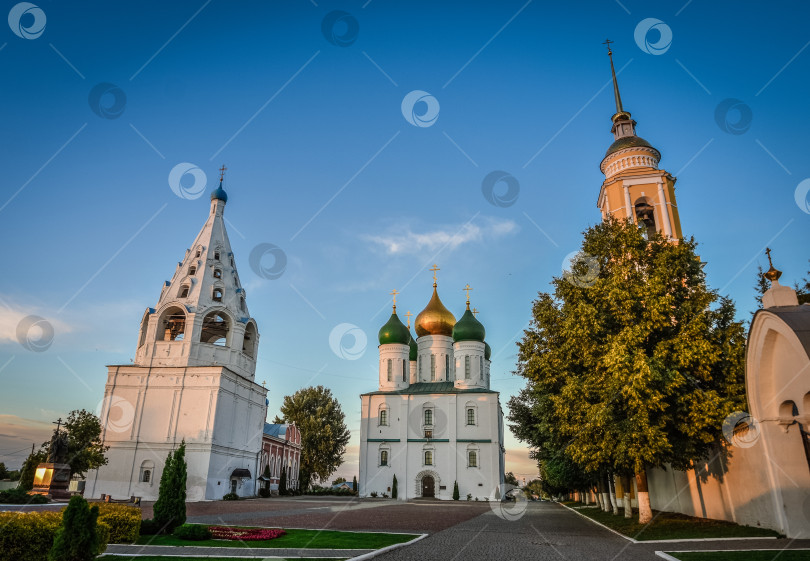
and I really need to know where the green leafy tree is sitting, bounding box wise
[392,474,398,499]
[277,386,351,489]
[332,476,346,485]
[152,441,187,533]
[509,218,746,523]
[504,471,519,486]
[39,410,109,478]
[48,495,101,561]
[452,480,459,501]
[18,450,47,490]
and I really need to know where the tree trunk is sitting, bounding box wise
[635,469,653,524]
[608,475,619,515]
[600,477,610,512]
[622,475,633,518]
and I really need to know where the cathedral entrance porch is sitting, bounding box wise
[421,475,435,498]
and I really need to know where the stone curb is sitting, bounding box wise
[345,533,428,561]
[105,543,372,558]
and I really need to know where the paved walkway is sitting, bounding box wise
[106,543,371,558]
[373,501,810,561]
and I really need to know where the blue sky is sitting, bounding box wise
[1,1,809,480]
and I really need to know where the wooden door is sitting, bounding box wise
[422,475,435,498]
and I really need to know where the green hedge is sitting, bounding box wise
[0,511,110,561]
[0,488,49,504]
[90,503,141,544]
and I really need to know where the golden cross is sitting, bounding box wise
[765,247,774,267]
[390,289,399,308]
[472,307,479,317]
[262,380,266,387]
[602,38,613,55]
[429,264,440,285]
[463,284,473,302]
[219,164,227,182]
[405,310,412,327]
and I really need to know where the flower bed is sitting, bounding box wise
[208,526,286,541]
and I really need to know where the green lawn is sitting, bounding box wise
[561,502,780,541]
[136,527,418,549]
[668,551,810,561]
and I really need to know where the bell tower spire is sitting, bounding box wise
[596,42,683,241]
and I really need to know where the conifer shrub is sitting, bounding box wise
[152,442,187,533]
[392,474,398,499]
[452,481,460,501]
[258,487,271,498]
[48,495,103,561]
[0,487,49,504]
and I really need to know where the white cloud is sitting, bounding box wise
[364,217,518,255]
[0,307,73,348]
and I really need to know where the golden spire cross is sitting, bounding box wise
[765,247,774,267]
[602,38,614,55]
[429,264,440,286]
[390,289,399,309]
[472,307,479,317]
[405,310,412,328]
[603,38,624,114]
[219,164,227,182]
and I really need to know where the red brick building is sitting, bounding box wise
[260,423,301,493]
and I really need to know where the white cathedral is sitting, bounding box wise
[86,180,269,501]
[358,274,506,500]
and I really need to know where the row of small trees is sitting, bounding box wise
[508,219,749,523]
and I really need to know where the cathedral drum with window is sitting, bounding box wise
[85,180,268,501]
[358,277,506,500]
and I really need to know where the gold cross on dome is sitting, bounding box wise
[405,310,412,327]
[765,247,773,267]
[472,308,479,317]
[390,289,399,309]
[429,264,440,285]
[602,38,614,55]
[463,284,473,302]
[219,164,227,182]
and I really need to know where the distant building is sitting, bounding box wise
[260,423,301,493]
[332,480,355,491]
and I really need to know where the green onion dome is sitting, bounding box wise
[378,310,411,345]
[452,304,486,343]
[408,332,418,361]
[484,342,491,360]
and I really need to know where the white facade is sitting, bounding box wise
[359,290,505,501]
[86,185,268,501]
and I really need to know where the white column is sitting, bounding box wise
[623,185,633,222]
[657,182,673,238]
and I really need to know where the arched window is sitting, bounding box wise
[240,297,246,312]
[467,408,475,425]
[634,198,657,239]
[402,359,407,382]
[379,409,388,426]
[140,460,155,483]
[424,408,433,426]
[212,287,223,302]
[465,356,471,379]
[214,269,222,279]
[242,322,257,358]
[179,284,190,298]
[214,250,220,261]
[430,355,436,381]
[424,450,433,466]
[200,311,229,346]
[387,359,392,382]
[479,356,484,379]
[158,306,186,341]
[445,354,449,377]
[468,450,477,468]
[195,248,201,258]
[189,265,197,276]
[380,450,388,466]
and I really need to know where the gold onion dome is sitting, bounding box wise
[414,287,456,337]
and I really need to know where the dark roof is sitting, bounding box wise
[362,382,497,396]
[263,423,287,438]
[604,135,658,158]
[753,304,810,359]
[231,468,251,478]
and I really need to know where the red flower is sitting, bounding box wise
[208,526,286,541]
